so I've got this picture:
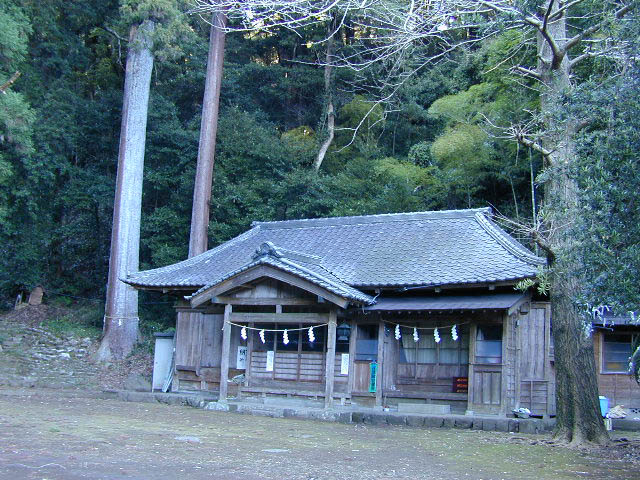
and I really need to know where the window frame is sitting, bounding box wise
[398,325,469,367]
[475,324,503,365]
[601,332,634,374]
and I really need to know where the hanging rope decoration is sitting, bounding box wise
[240,326,247,341]
[283,329,289,345]
[308,326,315,343]
[383,320,468,342]
[224,321,329,332]
[259,329,265,344]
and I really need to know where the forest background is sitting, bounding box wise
[1,0,638,334]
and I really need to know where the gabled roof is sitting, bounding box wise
[188,242,376,306]
[126,208,544,301]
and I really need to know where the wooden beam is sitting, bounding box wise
[211,296,320,306]
[189,264,351,308]
[219,304,232,402]
[507,292,531,316]
[230,312,328,324]
[376,320,384,407]
[325,309,337,408]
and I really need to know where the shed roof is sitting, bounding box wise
[364,293,526,311]
[126,208,544,301]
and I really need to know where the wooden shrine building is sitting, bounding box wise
[127,208,557,416]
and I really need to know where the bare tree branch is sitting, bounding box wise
[562,3,634,56]
[0,71,21,94]
[511,65,542,81]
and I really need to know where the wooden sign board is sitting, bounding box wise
[237,346,247,370]
[369,362,378,393]
[266,350,274,372]
[453,376,468,393]
[340,354,349,375]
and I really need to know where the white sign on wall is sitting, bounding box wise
[341,353,349,375]
[266,350,274,372]
[237,346,247,370]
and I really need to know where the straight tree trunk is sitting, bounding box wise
[174,12,227,391]
[189,12,227,257]
[535,1,608,445]
[98,20,155,361]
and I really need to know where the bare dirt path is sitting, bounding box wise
[0,388,638,480]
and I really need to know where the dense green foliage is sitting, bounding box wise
[573,16,640,316]
[3,0,635,336]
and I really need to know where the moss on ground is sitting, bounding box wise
[0,388,637,480]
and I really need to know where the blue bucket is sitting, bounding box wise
[599,396,609,417]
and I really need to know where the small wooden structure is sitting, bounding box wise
[128,208,557,416]
[592,313,640,411]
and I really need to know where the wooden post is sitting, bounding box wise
[325,309,337,408]
[245,322,254,388]
[376,319,385,407]
[347,319,358,397]
[219,304,232,402]
[467,324,477,412]
[543,303,553,417]
[500,313,509,416]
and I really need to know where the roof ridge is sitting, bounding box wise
[252,208,491,230]
[474,212,546,266]
[253,241,323,265]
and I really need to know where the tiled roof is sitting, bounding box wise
[126,208,544,302]
[365,293,526,311]
[189,242,376,305]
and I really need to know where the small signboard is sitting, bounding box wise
[340,353,349,375]
[453,376,468,393]
[369,362,378,393]
[266,350,274,372]
[237,346,247,370]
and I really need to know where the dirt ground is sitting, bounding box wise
[0,388,638,480]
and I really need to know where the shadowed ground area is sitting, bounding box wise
[0,388,638,480]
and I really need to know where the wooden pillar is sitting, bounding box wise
[325,309,337,408]
[467,324,477,412]
[500,313,509,416]
[376,319,385,407]
[543,303,553,417]
[245,322,254,387]
[219,304,232,402]
[347,319,358,397]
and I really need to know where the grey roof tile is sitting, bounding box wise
[190,246,375,305]
[126,208,544,300]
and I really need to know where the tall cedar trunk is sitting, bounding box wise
[537,1,608,445]
[175,13,227,384]
[98,20,155,361]
[188,12,227,257]
[313,17,336,172]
